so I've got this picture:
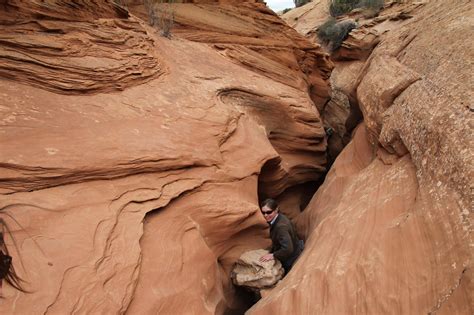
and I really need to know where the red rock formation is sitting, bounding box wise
[0,0,160,95]
[250,0,473,313]
[2,0,471,314]
[125,0,333,195]
[131,1,333,106]
[282,0,330,36]
[250,125,472,314]
[0,1,331,314]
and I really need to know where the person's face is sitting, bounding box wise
[261,205,278,223]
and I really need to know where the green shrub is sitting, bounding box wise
[329,0,384,17]
[145,0,175,38]
[329,0,357,17]
[282,8,293,14]
[361,0,385,9]
[360,0,385,12]
[317,18,357,51]
[294,0,311,8]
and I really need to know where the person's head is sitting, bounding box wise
[260,198,279,223]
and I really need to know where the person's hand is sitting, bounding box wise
[259,253,274,262]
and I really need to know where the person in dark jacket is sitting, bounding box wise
[259,199,303,273]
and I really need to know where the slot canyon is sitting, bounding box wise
[0,0,472,314]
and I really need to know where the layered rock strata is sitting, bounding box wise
[250,0,473,314]
[250,124,472,314]
[0,1,331,314]
[0,1,162,95]
[127,1,333,112]
[125,0,334,197]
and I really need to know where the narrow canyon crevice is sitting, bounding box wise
[1,1,472,315]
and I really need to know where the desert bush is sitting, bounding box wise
[329,0,357,17]
[282,8,293,14]
[360,0,385,12]
[144,0,175,38]
[294,0,311,8]
[317,18,357,51]
[329,0,384,17]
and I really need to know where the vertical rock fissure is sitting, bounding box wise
[428,268,468,315]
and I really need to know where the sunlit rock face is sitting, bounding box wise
[0,1,331,314]
[126,0,333,110]
[282,0,330,37]
[250,1,473,314]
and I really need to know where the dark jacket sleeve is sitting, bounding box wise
[272,225,294,261]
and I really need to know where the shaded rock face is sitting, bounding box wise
[231,249,284,290]
[250,0,473,314]
[320,86,350,165]
[217,88,327,198]
[0,1,331,314]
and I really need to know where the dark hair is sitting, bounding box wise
[0,230,28,294]
[261,198,278,211]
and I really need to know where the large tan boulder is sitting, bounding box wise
[231,249,284,290]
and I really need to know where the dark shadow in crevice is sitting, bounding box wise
[345,94,363,136]
[223,286,260,315]
[296,180,322,212]
[257,156,284,204]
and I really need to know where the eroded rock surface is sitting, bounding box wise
[282,0,330,37]
[0,2,162,95]
[250,0,473,314]
[0,1,331,314]
[250,124,472,314]
[127,0,333,111]
[1,0,472,314]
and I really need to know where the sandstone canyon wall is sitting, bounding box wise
[0,0,472,314]
[249,1,473,314]
[0,0,332,314]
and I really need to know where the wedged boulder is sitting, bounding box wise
[231,249,284,291]
[332,27,380,61]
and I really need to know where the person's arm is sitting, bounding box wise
[272,226,294,261]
